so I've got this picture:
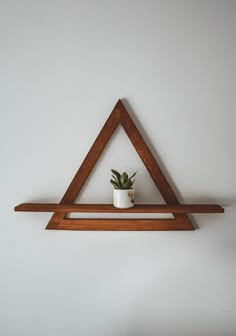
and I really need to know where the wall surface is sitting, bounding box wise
[1,1,235,335]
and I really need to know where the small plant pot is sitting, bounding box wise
[113,189,135,208]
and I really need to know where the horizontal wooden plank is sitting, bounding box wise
[14,203,224,213]
[47,218,194,231]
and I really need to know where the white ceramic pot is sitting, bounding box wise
[113,189,135,208]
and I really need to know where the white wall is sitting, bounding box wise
[1,1,235,335]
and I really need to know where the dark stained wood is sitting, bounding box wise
[15,99,224,231]
[120,103,178,203]
[51,218,194,231]
[15,203,224,213]
[118,101,191,226]
[46,101,122,229]
[45,99,195,230]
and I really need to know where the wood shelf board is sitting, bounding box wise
[14,203,224,213]
[44,99,195,231]
[14,99,224,231]
[46,218,194,231]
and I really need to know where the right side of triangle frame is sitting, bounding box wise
[46,100,194,231]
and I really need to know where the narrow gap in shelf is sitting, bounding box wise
[66,212,174,219]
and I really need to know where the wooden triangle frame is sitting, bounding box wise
[15,100,224,230]
[48,99,192,231]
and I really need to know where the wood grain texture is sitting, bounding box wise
[46,101,122,229]
[46,99,194,230]
[15,203,224,213]
[119,103,178,203]
[15,99,223,231]
[50,218,194,231]
[117,100,192,226]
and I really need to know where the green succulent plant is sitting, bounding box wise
[110,169,137,190]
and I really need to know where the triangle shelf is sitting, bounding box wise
[15,99,224,231]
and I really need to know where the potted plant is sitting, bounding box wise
[110,169,137,208]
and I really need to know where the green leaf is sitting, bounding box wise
[111,169,121,180]
[110,179,120,189]
[129,179,135,188]
[111,169,137,189]
[111,175,118,183]
[120,172,128,185]
[127,171,137,182]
